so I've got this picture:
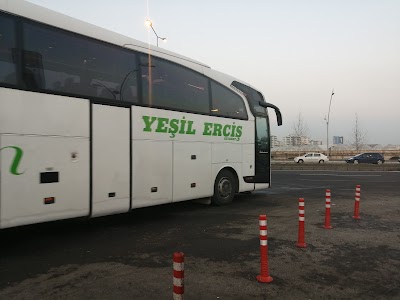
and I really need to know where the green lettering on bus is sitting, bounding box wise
[179,117,187,134]
[236,126,243,138]
[0,146,24,175]
[155,117,169,133]
[168,119,179,138]
[202,122,213,136]
[186,121,196,135]
[141,115,241,140]
[142,116,158,132]
[223,124,231,136]
[212,123,223,136]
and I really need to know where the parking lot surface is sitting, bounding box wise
[1,170,399,299]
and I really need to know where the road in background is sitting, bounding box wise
[272,161,400,171]
[1,170,399,299]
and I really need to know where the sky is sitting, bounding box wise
[26,0,400,145]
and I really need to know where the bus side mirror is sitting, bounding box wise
[258,101,283,126]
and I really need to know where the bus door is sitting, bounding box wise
[91,103,131,217]
[254,116,271,183]
[231,81,282,185]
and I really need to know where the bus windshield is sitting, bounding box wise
[231,81,267,115]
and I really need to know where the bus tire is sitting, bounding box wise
[211,169,236,206]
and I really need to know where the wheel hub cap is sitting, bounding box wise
[218,178,232,198]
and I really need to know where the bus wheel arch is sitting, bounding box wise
[211,167,238,206]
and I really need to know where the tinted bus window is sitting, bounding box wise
[22,22,138,102]
[140,55,209,113]
[0,13,17,86]
[211,81,247,119]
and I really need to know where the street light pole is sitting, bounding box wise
[325,89,335,156]
[145,19,167,47]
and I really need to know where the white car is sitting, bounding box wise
[294,153,329,164]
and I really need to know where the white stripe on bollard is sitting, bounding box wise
[173,277,183,287]
[173,262,184,271]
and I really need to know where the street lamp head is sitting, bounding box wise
[145,18,167,47]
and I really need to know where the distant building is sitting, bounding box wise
[333,136,344,144]
[284,135,310,146]
[271,135,281,148]
[310,140,323,145]
[297,136,310,146]
[284,135,294,146]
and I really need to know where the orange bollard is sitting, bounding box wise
[353,185,361,220]
[173,252,184,300]
[256,215,273,283]
[324,189,333,229]
[296,198,307,248]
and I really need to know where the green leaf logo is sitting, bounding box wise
[0,146,24,175]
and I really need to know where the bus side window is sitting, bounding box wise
[140,55,209,113]
[120,72,138,103]
[22,20,139,102]
[22,50,45,90]
[211,81,247,119]
[0,13,17,86]
[22,67,39,89]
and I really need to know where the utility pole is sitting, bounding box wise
[324,89,335,156]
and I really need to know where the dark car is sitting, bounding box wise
[346,153,385,164]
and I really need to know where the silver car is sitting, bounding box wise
[294,153,329,164]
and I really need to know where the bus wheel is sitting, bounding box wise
[212,169,236,206]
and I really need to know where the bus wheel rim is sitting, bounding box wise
[218,177,232,198]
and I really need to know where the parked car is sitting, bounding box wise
[294,153,329,164]
[345,153,384,164]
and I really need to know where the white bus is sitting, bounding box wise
[0,0,282,229]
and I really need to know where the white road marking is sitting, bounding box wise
[299,179,355,182]
[299,174,382,177]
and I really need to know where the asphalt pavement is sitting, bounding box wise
[0,170,399,299]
